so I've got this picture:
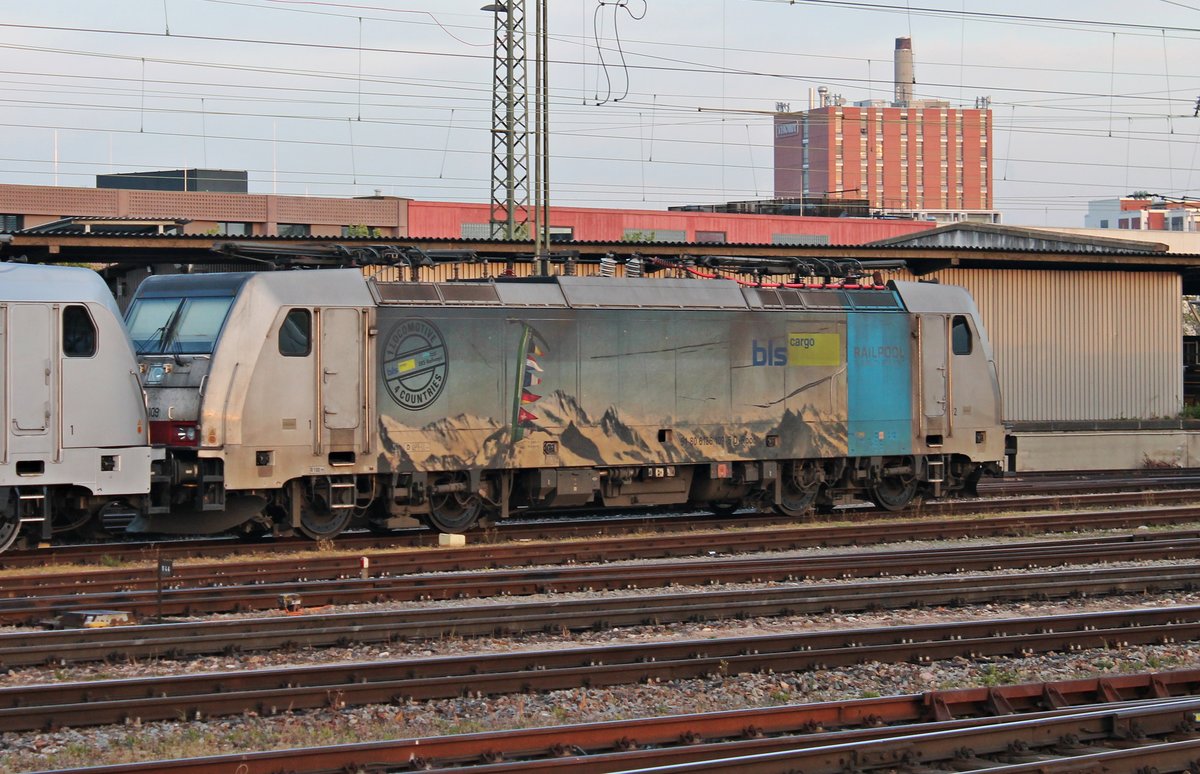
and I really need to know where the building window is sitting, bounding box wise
[341,225,382,237]
[217,222,251,236]
[1099,219,1109,228]
[1172,217,1185,231]
[1119,218,1129,229]
[623,228,685,243]
[772,234,831,246]
[278,223,311,237]
[695,231,726,244]
[0,214,23,232]
[548,226,574,242]
[63,305,97,358]
[278,309,311,357]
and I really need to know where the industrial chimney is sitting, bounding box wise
[894,36,914,106]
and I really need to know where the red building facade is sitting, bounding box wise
[775,103,993,219]
[407,200,931,245]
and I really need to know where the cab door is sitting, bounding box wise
[319,307,365,436]
[8,304,55,456]
[920,314,948,442]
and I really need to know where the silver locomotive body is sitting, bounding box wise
[373,275,1004,529]
[0,263,153,549]
[126,269,1005,539]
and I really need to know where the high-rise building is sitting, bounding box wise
[774,38,997,223]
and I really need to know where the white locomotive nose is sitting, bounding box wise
[0,263,155,553]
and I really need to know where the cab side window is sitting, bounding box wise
[63,305,97,358]
[951,315,973,356]
[279,308,311,356]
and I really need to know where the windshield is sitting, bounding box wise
[126,296,234,355]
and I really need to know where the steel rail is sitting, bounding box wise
[3,605,1200,732]
[2,528,1200,624]
[41,669,1200,773]
[610,700,1200,773]
[3,561,1200,667]
[5,478,1199,570]
[6,503,1200,600]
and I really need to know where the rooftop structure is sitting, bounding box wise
[96,168,248,194]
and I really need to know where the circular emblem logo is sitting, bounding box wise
[382,318,448,410]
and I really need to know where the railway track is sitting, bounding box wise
[7,475,1199,569]
[7,500,1200,598]
[54,669,1200,773]
[6,559,1200,667]
[619,701,1200,773]
[3,605,1200,733]
[3,524,1200,624]
[8,472,1200,771]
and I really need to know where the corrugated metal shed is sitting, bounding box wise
[897,267,1181,423]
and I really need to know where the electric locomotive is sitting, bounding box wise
[123,266,1005,540]
[0,263,153,550]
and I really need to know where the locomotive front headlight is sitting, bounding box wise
[175,425,197,443]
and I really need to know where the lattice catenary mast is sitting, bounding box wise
[486,1,530,240]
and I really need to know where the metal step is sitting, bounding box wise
[326,478,357,510]
[14,488,51,539]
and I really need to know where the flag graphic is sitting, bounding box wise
[510,323,550,442]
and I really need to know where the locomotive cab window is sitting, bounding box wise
[126,295,234,355]
[279,308,311,357]
[62,304,97,358]
[951,315,973,356]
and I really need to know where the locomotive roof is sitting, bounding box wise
[134,269,375,305]
[135,271,253,297]
[129,270,977,316]
[0,262,122,317]
[373,275,915,312]
[889,280,979,315]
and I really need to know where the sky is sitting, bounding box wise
[0,1,1198,227]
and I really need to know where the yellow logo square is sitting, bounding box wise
[787,333,841,366]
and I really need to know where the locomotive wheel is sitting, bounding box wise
[774,461,821,518]
[299,504,353,540]
[426,473,482,533]
[296,481,354,540]
[708,502,744,517]
[869,475,919,511]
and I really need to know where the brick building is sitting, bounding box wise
[773,38,997,224]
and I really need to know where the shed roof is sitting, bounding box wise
[868,222,1170,254]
